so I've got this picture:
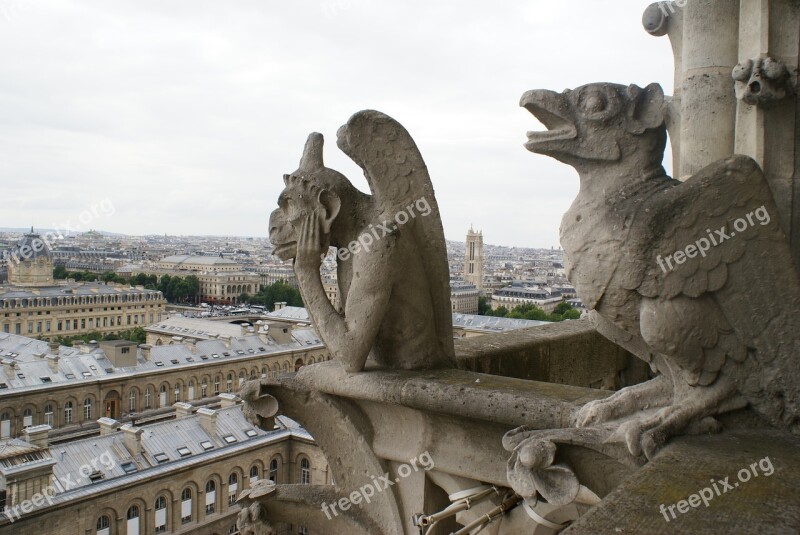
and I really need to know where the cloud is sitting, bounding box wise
[0,0,674,246]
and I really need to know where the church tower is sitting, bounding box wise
[464,225,483,291]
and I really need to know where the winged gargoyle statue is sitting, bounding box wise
[268,110,455,372]
[516,82,800,461]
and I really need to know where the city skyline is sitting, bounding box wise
[0,0,673,248]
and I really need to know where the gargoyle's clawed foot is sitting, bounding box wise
[574,375,672,427]
[620,384,734,460]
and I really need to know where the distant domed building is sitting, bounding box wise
[7,228,54,287]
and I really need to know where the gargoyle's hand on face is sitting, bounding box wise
[294,212,326,270]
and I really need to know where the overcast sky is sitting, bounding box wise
[0,0,674,247]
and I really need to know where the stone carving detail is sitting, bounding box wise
[269,110,455,372]
[236,501,276,535]
[733,56,794,107]
[519,81,800,461]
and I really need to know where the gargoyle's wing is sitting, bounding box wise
[637,156,800,394]
[337,110,456,364]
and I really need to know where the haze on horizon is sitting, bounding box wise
[0,0,674,248]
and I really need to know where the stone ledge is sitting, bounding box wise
[289,362,608,429]
[455,318,650,389]
[565,429,800,534]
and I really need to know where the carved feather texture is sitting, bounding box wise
[337,110,456,363]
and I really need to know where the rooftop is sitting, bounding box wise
[0,328,324,395]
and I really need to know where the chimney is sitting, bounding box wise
[240,323,250,336]
[257,326,270,345]
[121,424,144,457]
[218,393,238,408]
[219,335,231,348]
[266,321,293,345]
[139,344,152,361]
[173,402,193,418]
[98,417,118,435]
[274,301,286,311]
[47,354,60,373]
[186,340,197,354]
[23,425,51,448]
[48,342,59,356]
[197,408,217,436]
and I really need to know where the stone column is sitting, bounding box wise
[733,0,800,257]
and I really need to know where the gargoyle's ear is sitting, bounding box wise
[626,83,665,134]
[317,189,341,234]
[283,174,290,187]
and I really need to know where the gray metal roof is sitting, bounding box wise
[0,405,315,520]
[264,307,309,322]
[452,313,549,332]
[146,316,245,339]
[0,281,163,301]
[0,327,324,396]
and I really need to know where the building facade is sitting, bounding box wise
[0,329,328,440]
[450,281,479,314]
[0,404,328,535]
[0,283,165,339]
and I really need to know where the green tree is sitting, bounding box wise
[478,296,491,315]
[184,275,200,303]
[53,264,69,279]
[249,281,303,311]
[479,301,580,322]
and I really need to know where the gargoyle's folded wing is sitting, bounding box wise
[336,110,455,365]
[637,156,800,394]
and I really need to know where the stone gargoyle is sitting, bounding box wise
[514,82,800,462]
[268,110,455,372]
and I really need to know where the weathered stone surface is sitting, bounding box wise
[564,430,800,535]
[522,81,800,462]
[268,111,455,373]
[455,318,649,389]
[733,56,793,108]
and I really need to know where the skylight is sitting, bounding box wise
[121,462,137,474]
[65,374,75,379]
[177,447,191,457]
[154,453,169,463]
[170,359,179,365]
[200,441,214,451]
[155,361,164,367]
[222,435,237,444]
[82,372,91,378]
[245,429,257,438]
[40,377,52,383]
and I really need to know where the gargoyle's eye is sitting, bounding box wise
[581,93,607,114]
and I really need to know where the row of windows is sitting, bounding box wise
[1,312,162,335]
[1,293,163,309]
[0,355,330,438]
[92,458,313,534]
